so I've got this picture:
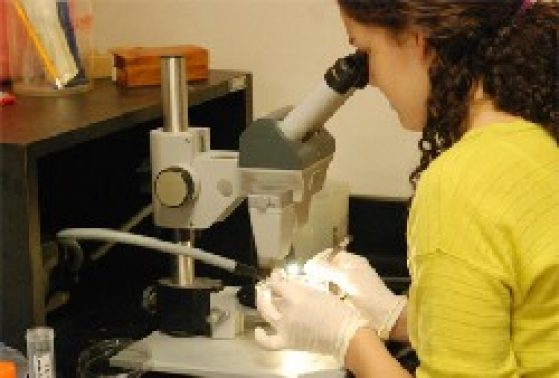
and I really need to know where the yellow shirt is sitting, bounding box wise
[407,120,559,377]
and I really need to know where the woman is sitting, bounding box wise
[255,1,558,377]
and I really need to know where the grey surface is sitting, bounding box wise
[239,118,335,170]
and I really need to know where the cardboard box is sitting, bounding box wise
[111,45,209,87]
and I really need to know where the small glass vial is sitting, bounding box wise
[26,327,55,378]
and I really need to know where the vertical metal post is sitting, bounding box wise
[173,229,195,286]
[161,56,194,287]
[161,56,189,133]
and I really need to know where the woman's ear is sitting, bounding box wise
[413,29,433,62]
[395,27,433,64]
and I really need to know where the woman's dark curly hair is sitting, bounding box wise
[338,0,558,189]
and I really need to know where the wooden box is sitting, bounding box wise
[111,45,209,87]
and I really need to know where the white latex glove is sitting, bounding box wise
[255,276,369,364]
[304,250,407,340]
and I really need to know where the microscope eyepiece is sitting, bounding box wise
[324,51,369,94]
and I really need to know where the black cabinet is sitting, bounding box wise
[0,71,253,354]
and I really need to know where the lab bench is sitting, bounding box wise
[0,70,254,359]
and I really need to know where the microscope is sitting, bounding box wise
[149,51,367,337]
[58,50,367,346]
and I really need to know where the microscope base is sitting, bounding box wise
[111,330,344,377]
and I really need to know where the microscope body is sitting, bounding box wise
[151,116,336,270]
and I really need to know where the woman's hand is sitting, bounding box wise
[255,275,369,364]
[304,250,407,340]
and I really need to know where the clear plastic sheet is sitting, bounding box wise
[77,338,149,378]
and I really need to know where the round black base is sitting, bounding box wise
[156,280,214,337]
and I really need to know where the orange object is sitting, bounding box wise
[111,45,209,87]
[0,0,9,81]
[0,361,16,378]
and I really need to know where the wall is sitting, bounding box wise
[92,0,420,198]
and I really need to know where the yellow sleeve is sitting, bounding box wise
[406,121,559,377]
[408,250,519,378]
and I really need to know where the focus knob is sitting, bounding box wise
[154,167,196,208]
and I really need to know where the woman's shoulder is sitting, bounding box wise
[413,119,558,224]
[424,119,557,190]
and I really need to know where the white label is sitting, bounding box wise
[33,353,54,378]
[229,76,247,92]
